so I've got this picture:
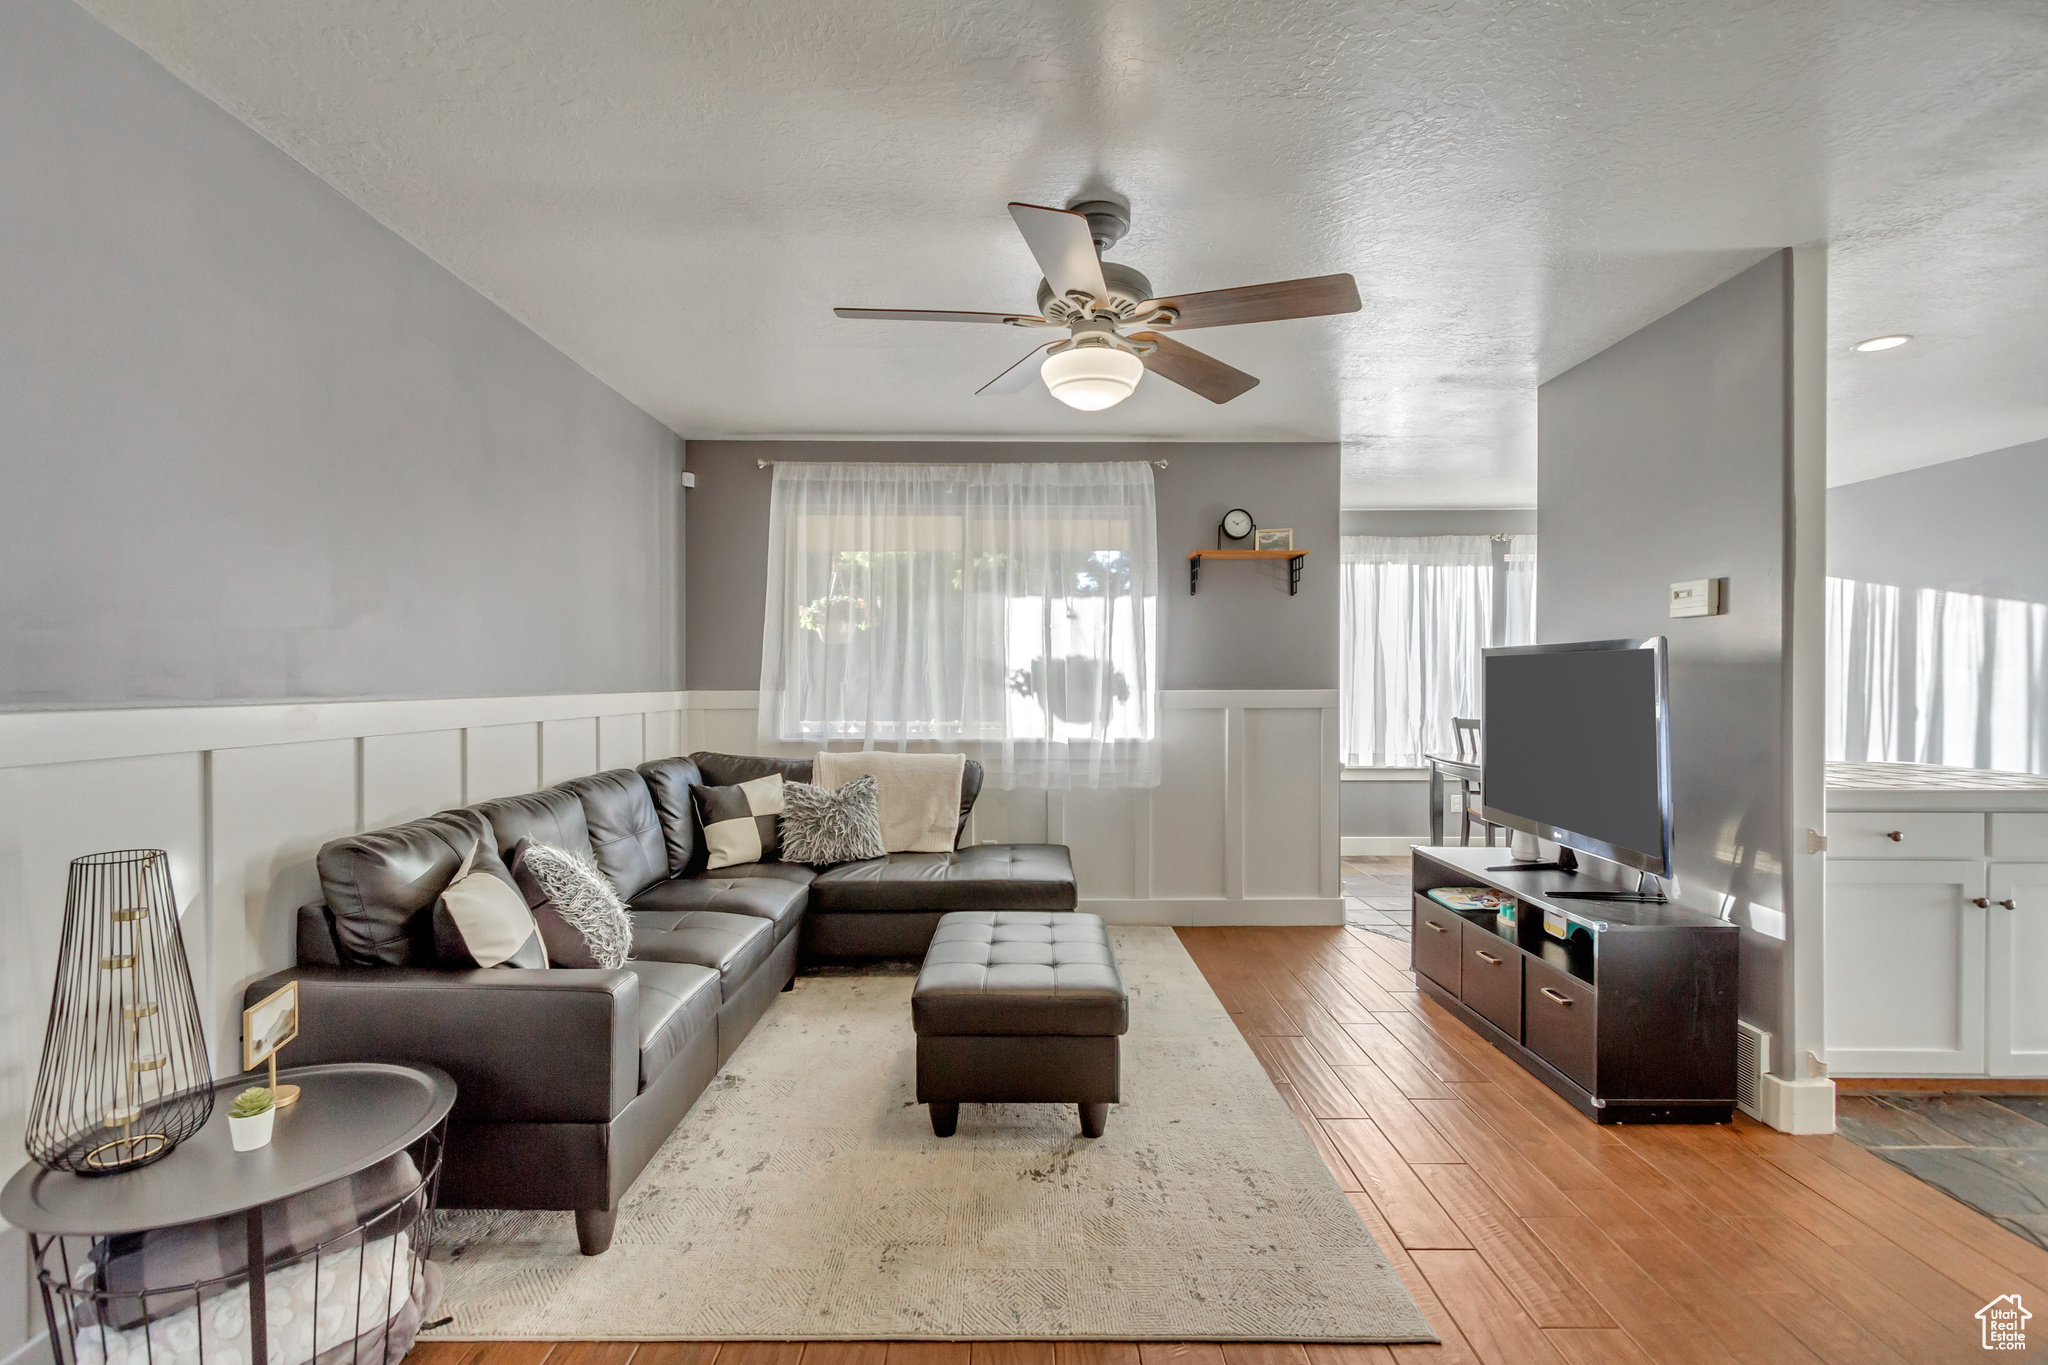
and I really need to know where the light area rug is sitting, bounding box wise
[425,927,1436,1343]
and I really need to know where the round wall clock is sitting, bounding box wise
[1219,508,1255,546]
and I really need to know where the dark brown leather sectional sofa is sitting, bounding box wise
[246,751,1076,1254]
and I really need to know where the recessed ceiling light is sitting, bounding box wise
[1853,334,1912,352]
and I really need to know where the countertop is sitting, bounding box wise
[1827,761,2048,811]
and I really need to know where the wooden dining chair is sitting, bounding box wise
[1451,718,1496,846]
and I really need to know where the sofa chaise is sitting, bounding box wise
[247,750,1075,1253]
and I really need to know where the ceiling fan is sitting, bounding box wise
[834,200,1361,410]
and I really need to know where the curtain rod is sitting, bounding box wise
[756,458,1168,469]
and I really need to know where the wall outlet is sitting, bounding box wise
[1669,577,1723,617]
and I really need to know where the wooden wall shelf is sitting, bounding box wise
[1187,549,1307,595]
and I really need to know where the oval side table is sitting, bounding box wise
[3,1062,456,1365]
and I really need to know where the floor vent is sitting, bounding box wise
[1736,1020,1771,1120]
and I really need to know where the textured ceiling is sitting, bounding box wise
[75,0,2048,504]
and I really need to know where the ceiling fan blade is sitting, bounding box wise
[834,307,1046,325]
[1130,332,1260,404]
[1141,273,1361,330]
[1008,203,1109,305]
[977,344,1054,395]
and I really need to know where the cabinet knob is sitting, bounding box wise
[1884,830,1904,842]
[1969,897,1990,908]
[1474,950,1503,965]
[1998,899,2018,910]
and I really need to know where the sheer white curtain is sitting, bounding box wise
[1827,575,2048,773]
[758,461,1161,788]
[1338,534,1537,768]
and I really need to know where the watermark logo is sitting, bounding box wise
[1978,1294,2030,1351]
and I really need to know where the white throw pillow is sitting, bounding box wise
[432,839,547,969]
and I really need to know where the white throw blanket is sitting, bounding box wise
[813,751,965,853]
[73,1232,417,1365]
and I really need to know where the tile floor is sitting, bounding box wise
[1837,1091,2048,1250]
[1341,855,1412,942]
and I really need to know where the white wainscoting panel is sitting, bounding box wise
[1153,705,1227,901]
[645,709,680,766]
[1242,705,1326,901]
[466,722,540,802]
[540,716,599,787]
[0,751,210,1365]
[0,753,208,1143]
[0,690,688,1364]
[598,714,646,771]
[208,739,357,1073]
[361,729,464,829]
[680,689,1341,927]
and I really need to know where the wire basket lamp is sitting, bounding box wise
[26,850,213,1174]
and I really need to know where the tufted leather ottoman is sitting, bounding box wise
[911,910,1129,1137]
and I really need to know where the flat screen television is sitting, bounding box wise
[1481,636,1673,879]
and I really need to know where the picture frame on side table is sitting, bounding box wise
[243,979,301,1107]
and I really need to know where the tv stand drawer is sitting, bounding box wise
[1459,921,1522,1037]
[1524,957,1597,1092]
[1412,895,1462,994]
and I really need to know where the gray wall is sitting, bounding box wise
[1341,779,1431,840]
[684,441,1339,692]
[1537,252,1794,1048]
[1830,436,2048,602]
[1,0,683,708]
[1341,509,1537,537]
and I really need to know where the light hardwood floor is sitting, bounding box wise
[410,924,2048,1365]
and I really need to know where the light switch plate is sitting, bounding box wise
[681,471,697,488]
[1670,577,1723,618]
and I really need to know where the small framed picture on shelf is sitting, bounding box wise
[1255,528,1294,552]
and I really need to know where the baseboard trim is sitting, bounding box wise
[1342,837,1427,856]
[1833,1076,2048,1093]
[1081,897,1345,927]
[1759,1073,1836,1134]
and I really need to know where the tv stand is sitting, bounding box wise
[1410,846,1737,1124]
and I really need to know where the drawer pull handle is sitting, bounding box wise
[1540,987,1574,1006]
[1970,898,1990,908]
[1474,950,1503,965]
[1999,899,2018,910]
[1884,830,1903,842]
[1426,921,1450,933]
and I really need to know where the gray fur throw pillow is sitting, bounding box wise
[509,838,633,969]
[781,775,886,865]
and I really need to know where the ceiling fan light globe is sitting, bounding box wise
[1040,346,1144,411]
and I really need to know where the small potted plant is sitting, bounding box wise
[228,1086,276,1151]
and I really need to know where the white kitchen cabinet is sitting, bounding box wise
[1825,765,2048,1079]
[1989,862,2048,1076]
[1824,859,1987,1076]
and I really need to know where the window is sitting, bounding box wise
[758,461,1160,789]
[1827,576,2047,773]
[1338,534,1536,768]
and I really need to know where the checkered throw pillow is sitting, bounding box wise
[691,774,785,870]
